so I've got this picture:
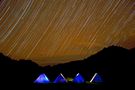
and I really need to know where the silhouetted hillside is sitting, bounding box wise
[0,46,135,89]
[46,46,135,88]
[0,53,42,88]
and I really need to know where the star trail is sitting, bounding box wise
[0,0,135,65]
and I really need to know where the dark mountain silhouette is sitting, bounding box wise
[0,46,135,89]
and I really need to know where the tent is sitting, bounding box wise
[53,73,67,83]
[34,73,50,83]
[73,73,85,83]
[90,73,103,83]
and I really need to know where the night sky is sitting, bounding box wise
[0,0,135,66]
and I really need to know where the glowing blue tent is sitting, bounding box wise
[90,73,103,83]
[73,73,85,83]
[53,73,67,83]
[34,73,50,83]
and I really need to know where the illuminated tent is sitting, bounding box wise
[90,73,103,83]
[34,73,50,83]
[53,73,67,83]
[73,73,85,83]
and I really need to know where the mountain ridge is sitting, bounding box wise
[0,46,135,89]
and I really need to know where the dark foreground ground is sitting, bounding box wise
[2,83,133,90]
[33,83,104,90]
[4,83,105,90]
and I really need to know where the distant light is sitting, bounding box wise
[34,73,50,83]
[53,73,67,83]
[90,73,103,83]
[73,73,85,83]
[67,77,73,82]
